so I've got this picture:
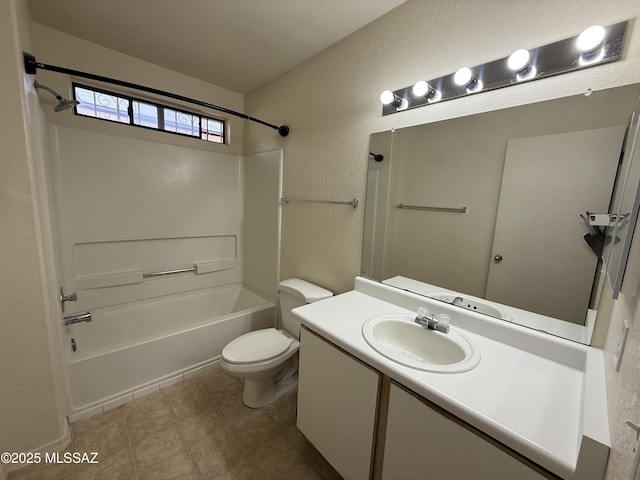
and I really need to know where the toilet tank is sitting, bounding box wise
[279,278,332,337]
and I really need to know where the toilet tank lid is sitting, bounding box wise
[279,278,333,303]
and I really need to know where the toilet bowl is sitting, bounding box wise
[220,279,332,408]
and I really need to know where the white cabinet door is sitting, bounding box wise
[382,384,548,480]
[297,328,380,480]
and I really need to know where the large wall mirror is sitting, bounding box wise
[363,83,640,344]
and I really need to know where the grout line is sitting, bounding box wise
[120,407,139,480]
[166,394,205,480]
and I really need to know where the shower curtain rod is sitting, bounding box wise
[23,52,290,137]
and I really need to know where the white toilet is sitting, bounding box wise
[220,278,332,408]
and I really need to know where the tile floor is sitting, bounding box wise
[8,368,342,480]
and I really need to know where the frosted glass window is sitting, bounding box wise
[163,108,199,137]
[201,117,225,143]
[75,86,129,123]
[72,84,226,144]
[132,101,159,129]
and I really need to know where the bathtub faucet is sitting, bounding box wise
[64,311,92,326]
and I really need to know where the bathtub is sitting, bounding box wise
[63,283,275,415]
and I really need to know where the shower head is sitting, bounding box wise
[53,98,81,112]
[34,81,80,112]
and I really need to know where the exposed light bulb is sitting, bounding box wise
[379,90,408,110]
[380,90,395,105]
[508,49,530,71]
[577,25,606,52]
[507,49,536,81]
[412,81,429,97]
[412,80,441,102]
[453,67,473,86]
[454,67,482,93]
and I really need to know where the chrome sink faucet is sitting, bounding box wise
[415,307,450,333]
[452,296,465,307]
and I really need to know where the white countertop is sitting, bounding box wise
[292,277,609,480]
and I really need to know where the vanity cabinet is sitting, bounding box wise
[297,327,381,480]
[382,383,548,480]
[298,328,556,480]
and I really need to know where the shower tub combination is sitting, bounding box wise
[63,283,275,417]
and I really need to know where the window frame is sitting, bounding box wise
[72,82,226,144]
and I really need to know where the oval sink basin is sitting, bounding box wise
[428,292,511,320]
[362,314,480,373]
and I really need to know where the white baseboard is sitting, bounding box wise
[1,420,71,478]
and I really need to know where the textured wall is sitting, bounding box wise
[244,0,640,477]
[4,0,640,474]
[30,23,245,155]
[245,0,640,294]
[0,0,66,460]
[603,286,640,479]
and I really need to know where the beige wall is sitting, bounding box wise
[244,0,640,478]
[4,0,640,477]
[245,0,640,294]
[0,0,251,463]
[0,0,67,463]
[30,23,245,156]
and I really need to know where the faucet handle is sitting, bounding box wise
[437,314,450,328]
[417,306,429,318]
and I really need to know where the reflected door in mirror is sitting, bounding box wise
[486,127,625,323]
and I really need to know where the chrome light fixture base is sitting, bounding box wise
[381,20,627,116]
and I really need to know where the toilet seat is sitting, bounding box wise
[222,328,293,365]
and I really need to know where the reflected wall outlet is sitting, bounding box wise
[614,320,630,372]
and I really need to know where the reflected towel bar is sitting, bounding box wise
[281,196,359,208]
[143,266,196,278]
[396,203,467,213]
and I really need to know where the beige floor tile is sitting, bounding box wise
[162,380,217,418]
[247,433,301,480]
[73,445,135,480]
[201,454,262,480]
[6,459,73,480]
[227,410,281,452]
[188,425,245,478]
[14,367,340,479]
[72,407,128,456]
[216,392,271,422]
[280,425,343,479]
[267,392,297,427]
[306,454,343,480]
[274,457,326,480]
[137,448,199,480]
[122,391,175,442]
[280,424,316,457]
[176,408,227,446]
[131,424,186,475]
[202,369,244,404]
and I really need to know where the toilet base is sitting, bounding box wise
[242,356,299,408]
[243,373,298,408]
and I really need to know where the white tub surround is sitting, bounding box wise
[64,284,275,414]
[293,277,609,480]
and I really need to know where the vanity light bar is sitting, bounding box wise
[380,20,628,116]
